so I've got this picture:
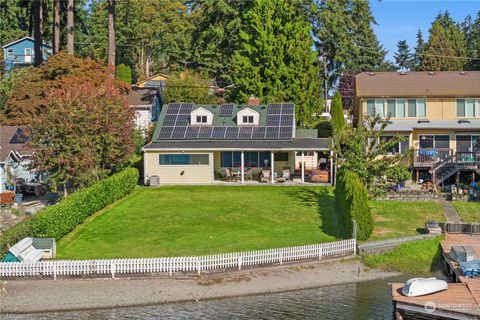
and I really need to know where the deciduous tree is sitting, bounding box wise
[162,70,220,104]
[27,80,135,195]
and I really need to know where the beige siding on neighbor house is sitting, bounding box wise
[357,97,461,121]
[144,151,213,185]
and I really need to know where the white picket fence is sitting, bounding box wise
[0,239,355,278]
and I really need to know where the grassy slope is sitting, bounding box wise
[452,202,480,222]
[57,186,346,259]
[363,236,444,274]
[368,201,445,241]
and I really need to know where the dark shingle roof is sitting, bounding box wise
[127,88,157,106]
[143,138,331,151]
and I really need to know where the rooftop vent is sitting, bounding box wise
[458,119,471,124]
[247,96,260,106]
[460,71,466,75]
[428,71,435,75]
[369,72,375,76]
[417,119,430,124]
[400,71,406,75]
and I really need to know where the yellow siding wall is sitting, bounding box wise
[144,151,213,185]
[357,97,460,121]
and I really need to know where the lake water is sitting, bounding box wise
[4,276,410,320]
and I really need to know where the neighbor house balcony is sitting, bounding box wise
[414,148,453,168]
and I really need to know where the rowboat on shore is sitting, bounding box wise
[401,278,448,297]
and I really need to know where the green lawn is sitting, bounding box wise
[363,236,444,274]
[452,202,480,222]
[57,186,346,259]
[368,201,445,241]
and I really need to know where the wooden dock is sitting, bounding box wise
[392,234,480,319]
[392,282,480,319]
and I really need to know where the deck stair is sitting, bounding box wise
[430,151,480,185]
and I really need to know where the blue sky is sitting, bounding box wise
[370,0,479,61]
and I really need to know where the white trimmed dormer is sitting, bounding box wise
[191,107,213,125]
[236,108,259,126]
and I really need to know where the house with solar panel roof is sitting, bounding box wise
[142,97,333,185]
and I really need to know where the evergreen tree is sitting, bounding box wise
[348,0,389,72]
[462,12,480,71]
[330,91,345,133]
[231,0,322,128]
[412,30,425,71]
[394,40,413,71]
[422,12,467,71]
[190,0,249,82]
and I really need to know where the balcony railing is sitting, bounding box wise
[414,148,452,167]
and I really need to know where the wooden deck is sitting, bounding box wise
[441,234,480,284]
[392,282,480,319]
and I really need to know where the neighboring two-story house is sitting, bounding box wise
[354,71,480,185]
[142,101,332,185]
[2,37,52,71]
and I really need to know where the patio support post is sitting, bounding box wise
[301,151,305,183]
[330,150,334,185]
[241,151,245,184]
[271,152,275,183]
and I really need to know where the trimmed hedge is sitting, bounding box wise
[30,168,139,239]
[0,219,32,256]
[317,120,333,138]
[335,170,373,241]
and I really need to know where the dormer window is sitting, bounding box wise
[237,108,259,126]
[196,115,207,124]
[191,107,213,125]
[243,116,254,124]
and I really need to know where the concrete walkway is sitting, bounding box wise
[439,198,462,223]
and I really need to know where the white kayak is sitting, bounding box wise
[401,278,448,297]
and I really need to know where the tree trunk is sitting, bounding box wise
[145,47,151,78]
[63,182,68,198]
[108,0,116,75]
[53,0,60,54]
[67,0,74,55]
[33,0,43,66]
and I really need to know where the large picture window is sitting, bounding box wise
[381,136,409,154]
[221,151,271,168]
[419,135,449,149]
[159,154,209,165]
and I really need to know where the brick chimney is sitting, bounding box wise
[247,96,260,106]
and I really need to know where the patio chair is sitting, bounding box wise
[261,169,271,183]
[276,169,291,183]
[225,168,233,182]
[245,168,254,181]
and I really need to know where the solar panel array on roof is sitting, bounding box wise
[158,103,295,140]
[219,104,234,117]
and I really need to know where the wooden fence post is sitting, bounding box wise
[111,261,116,279]
[279,251,283,265]
[238,256,242,271]
[318,247,322,260]
[53,263,57,280]
[197,257,201,276]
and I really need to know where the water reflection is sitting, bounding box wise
[4,276,409,320]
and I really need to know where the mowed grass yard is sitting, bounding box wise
[57,186,446,259]
[368,201,444,241]
[57,186,346,259]
[452,202,480,222]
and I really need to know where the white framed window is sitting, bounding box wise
[24,48,32,56]
[457,98,476,118]
[196,115,207,123]
[242,115,254,124]
[6,48,14,57]
[366,99,384,116]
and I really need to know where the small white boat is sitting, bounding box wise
[401,278,448,297]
